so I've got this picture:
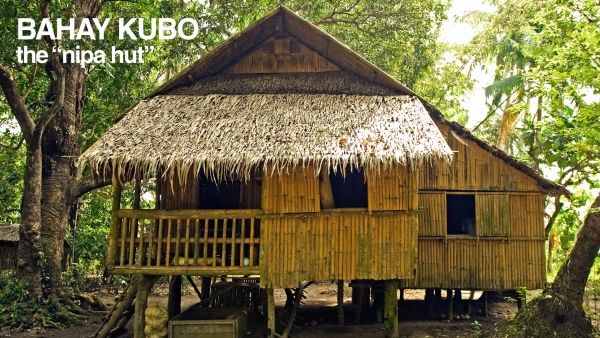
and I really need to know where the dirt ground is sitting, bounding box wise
[0,281,595,338]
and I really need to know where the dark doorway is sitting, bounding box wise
[329,169,368,208]
[446,194,475,235]
[199,180,242,209]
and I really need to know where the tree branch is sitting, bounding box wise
[545,195,563,237]
[70,176,111,204]
[0,64,36,142]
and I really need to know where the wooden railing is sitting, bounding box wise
[108,209,262,275]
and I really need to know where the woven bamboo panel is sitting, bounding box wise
[260,213,417,288]
[420,123,539,191]
[418,192,445,236]
[367,166,418,211]
[509,194,545,237]
[261,166,320,213]
[476,193,509,236]
[161,171,199,209]
[399,238,545,290]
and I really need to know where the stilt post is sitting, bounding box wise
[267,288,276,338]
[168,275,182,319]
[337,280,344,325]
[133,275,157,338]
[201,277,211,301]
[446,289,454,321]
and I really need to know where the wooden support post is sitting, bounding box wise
[133,174,141,209]
[399,288,405,302]
[482,291,488,317]
[424,288,434,317]
[133,275,157,338]
[434,288,442,300]
[168,276,182,319]
[267,288,276,338]
[454,289,462,319]
[373,282,384,323]
[383,280,399,338]
[107,168,123,268]
[351,282,359,305]
[337,280,344,326]
[201,277,211,301]
[516,290,526,310]
[446,289,453,321]
[354,286,365,324]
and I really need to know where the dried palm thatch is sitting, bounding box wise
[79,94,452,182]
[170,71,396,96]
[0,224,19,242]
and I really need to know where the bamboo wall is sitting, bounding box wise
[401,192,545,289]
[399,238,545,290]
[260,165,418,288]
[420,123,540,191]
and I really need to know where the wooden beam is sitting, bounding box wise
[111,266,260,276]
[133,275,157,338]
[115,208,419,220]
[383,280,398,338]
[186,275,202,301]
[267,288,276,338]
[107,168,123,269]
[337,280,344,325]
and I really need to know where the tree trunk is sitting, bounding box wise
[494,193,600,338]
[40,61,87,298]
[16,143,45,299]
[551,194,600,306]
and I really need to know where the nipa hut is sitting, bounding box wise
[0,224,19,270]
[79,6,565,337]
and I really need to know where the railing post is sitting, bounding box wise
[108,168,122,269]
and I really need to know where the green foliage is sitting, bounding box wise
[0,118,24,223]
[69,186,111,263]
[0,271,71,331]
[466,1,599,267]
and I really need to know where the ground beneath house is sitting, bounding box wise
[1,281,597,338]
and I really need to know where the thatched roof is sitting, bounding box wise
[84,6,565,195]
[0,224,19,242]
[80,94,452,181]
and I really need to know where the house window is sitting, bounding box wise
[327,169,368,208]
[446,194,475,235]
